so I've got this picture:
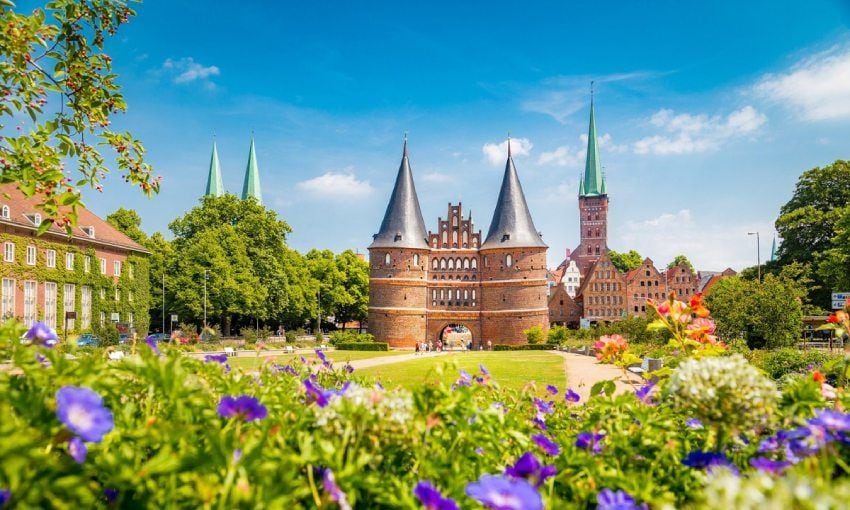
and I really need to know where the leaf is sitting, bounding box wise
[590,380,616,397]
[646,319,668,332]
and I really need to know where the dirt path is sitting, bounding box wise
[554,351,643,401]
[346,351,448,370]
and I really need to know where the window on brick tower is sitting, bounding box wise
[452,231,458,246]
[471,258,477,269]
[432,259,438,270]
[506,254,512,268]
[442,231,447,245]
[595,246,600,255]
[414,254,419,266]
[440,258,446,270]
[452,215,458,227]
[448,258,455,270]
[385,253,391,265]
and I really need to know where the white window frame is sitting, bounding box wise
[506,254,513,268]
[46,249,56,268]
[4,242,14,263]
[23,280,36,326]
[44,282,57,329]
[100,258,106,275]
[1,278,15,319]
[65,252,75,270]
[0,205,8,219]
[84,256,90,273]
[26,245,36,266]
[81,285,91,330]
[113,260,121,276]
[63,283,75,330]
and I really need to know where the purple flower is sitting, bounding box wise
[635,381,656,404]
[458,369,473,387]
[344,363,354,374]
[303,379,333,407]
[0,490,10,507]
[414,480,460,510]
[809,409,850,442]
[35,353,51,368]
[315,349,327,362]
[299,356,308,365]
[596,488,648,510]
[750,457,791,474]
[144,335,161,355]
[479,364,490,376]
[504,452,556,487]
[55,386,114,443]
[26,321,59,347]
[532,434,560,456]
[564,388,581,403]
[103,488,118,504]
[465,474,542,510]
[546,385,559,395]
[686,418,703,429]
[532,398,554,414]
[232,449,243,464]
[531,414,547,431]
[575,432,605,455]
[68,436,87,464]
[475,447,485,455]
[321,468,352,510]
[204,353,228,364]
[682,451,738,474]
[217,395,267,422]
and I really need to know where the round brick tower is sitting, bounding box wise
[367,140,429,347]
[479,142,549,345]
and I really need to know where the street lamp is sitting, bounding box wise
[203,269,209,329]
[747,232,761,283]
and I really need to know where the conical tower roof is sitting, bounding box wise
[368,139,429,250]
[770,236,777,262]
[579,98,606,197]
[205,142,224,197]
[242,138,262,204]
[481,141,547,249]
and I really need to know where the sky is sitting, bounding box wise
[43,0,850,270]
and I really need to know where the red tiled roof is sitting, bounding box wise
[0,183,147,253]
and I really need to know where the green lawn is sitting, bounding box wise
[226,350,407,370]
[356,352,566,392]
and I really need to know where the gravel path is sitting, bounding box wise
[346,351,448,370]
[554,351,643,401]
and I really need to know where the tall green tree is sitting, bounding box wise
[106,207,147,244]
[1,1,158,229]
[608,250,643,272]
[333,250,369,330]
[775,160,850,308]
[705,265,806,349]
[817,207,850,302]
[667,254,694,272]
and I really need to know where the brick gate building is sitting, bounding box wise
[368,140,549,348]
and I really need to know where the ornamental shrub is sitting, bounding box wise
[284,330,297,343]
[524,325,544,344]
[756,348,838,380]
[548,325,569,344]
[335,342,389,351]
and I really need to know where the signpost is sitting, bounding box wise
[170,314,178,333]
[832,292,849,310]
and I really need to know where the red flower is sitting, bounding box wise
[812,370,826,383]
[828,314,839,324]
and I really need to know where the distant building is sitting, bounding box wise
[203,138,263,203]
[0,184,150,334]
[367,139,549,347]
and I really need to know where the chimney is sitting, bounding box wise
[565,248,571,261]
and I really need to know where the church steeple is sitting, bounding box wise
[481,141,547,249]
[369,137,429,250]
[241,138,262,204]
[205,141,224,197]
[579,95,606,197]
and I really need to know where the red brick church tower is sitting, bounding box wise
[572,97,609,276]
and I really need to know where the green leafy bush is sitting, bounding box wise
[329,331,375,346]
[284,331,297,343]
[548,324,569,344]
[336,342,389,351]
[755,348,838,379]
[524,325,544,344]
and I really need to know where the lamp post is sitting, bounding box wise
[203,269,208,329]
[747,232,761,283]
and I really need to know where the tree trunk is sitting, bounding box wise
[223,315,232,337]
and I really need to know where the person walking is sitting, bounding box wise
[415,342,420,355]
[487,339,492,351]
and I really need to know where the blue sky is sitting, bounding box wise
[67,0,850,270]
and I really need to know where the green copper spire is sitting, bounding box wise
[579,97,606,197]
[205,142,224,197]
[241,138,262,204]
[770,236,777,262]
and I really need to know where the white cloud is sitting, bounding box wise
[538,132,623,167]
[633,105,766,155]
[296,170,373,198]
[754,45,850,121]
[162,57,220,85]
[617,209,774,270]
[521,91,585,124]
[482,137,533,166]
[422,172,454,183]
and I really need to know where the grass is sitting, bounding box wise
[227,350,406,370]
[356,351,566,392]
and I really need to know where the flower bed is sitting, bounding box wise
[0,298,849,508]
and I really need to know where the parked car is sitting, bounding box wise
[76,333,101,347]
[148,333,170,343]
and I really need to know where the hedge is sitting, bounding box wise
[335,342,389,351]
[493,343,557,351]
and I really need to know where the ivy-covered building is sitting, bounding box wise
[0,184,151,335]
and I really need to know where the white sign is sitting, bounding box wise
[832,292,849,310]
[170,314,178,322]
[579,318,591,329]
[110,312,120,322]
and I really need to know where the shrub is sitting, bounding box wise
[548,325,569,344]
[755,348,837,380]
[241,327,258,345]
[92,323,119,347]
[524,325,544,344]
[336,342,389,351]
[285,331,297,343]
[493,344,554,351]
[330,331,375,346]
[315,329,324,342]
